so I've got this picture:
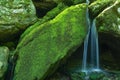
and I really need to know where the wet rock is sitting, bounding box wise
[89,71,120,80]
[70,72,85,80]
[0,0,37,42]
[70,71,120,80]
[96,0,120,70]
[0,46,9,79]
[46,72,70,80]
[13,3,87,80]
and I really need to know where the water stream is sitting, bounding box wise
[82,0,100,74]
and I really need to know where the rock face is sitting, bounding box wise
[89,0,115,18]
[97,1,120,35]
[96,1,120,70]
[0,0,37,42]
[13,4,87,80]
[0,46,9,79]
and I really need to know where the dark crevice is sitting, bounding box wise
[4,54,18,80]
[32,1,57,18]
[99,32,120,70]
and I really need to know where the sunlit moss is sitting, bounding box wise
[14,3,87,80]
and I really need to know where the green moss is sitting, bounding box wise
[96,1,120,35]
[14,3,87,80]
[73,0,85,4]
[43,3,68,20]
[59,0,85,5]
[89,0,115,18]
[21,3,68,40]
[0,0,37,42]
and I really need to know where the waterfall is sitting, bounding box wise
[81,8,91,73]
[90,19,100,71]
[82,0,100,74]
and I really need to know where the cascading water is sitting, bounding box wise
[90,19,100,70]
[82,0,101,74]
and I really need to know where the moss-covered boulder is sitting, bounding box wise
[0,46,9,79]
[13,3,87,80]
[0,0,37,42]
[97,0,120,34]
[21,3,68,39]
[89,0,115,18]
[96,0,120,70]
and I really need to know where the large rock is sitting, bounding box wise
[89,0,115,18]
[13,3,87,80]
[96,0,120,70]
[0,0,37,42]
[96,0,120,34]
[20,3,68,39]
[0,46,9,79]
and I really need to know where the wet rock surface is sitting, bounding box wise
[70,71,120,80]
